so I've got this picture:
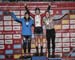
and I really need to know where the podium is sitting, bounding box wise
[32,56,62,60]
[48,58,62,60]
[32,56,48,60]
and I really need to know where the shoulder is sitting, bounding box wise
[21,18,24,20]
[43,17,46,20]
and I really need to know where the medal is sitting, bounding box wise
[26,22,29,27]
[46,18,49,25]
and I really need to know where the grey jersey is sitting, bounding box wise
[43,17,54,29]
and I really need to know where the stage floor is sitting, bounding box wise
[18,56,75,60]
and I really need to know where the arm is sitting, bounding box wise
[43,17,47,25]
[41,4,51,17]
[24,4,35,18]
[10,12,22,23]
[31,17,34,26]
[25,5,30,14]
[47,5,51,11]
[31,19,34,26]
[53,14,68,21]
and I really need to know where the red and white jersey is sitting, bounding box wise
[35,15,41,27]
[30,13,45,27]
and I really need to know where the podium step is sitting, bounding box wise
[18,56,62,60]
[32,56,48,60]
[48,58,62,60]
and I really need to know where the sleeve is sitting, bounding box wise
[25,6,35,18]
[25,6,30,14]
[41,13,45,17]
[43,17,45,23]
[31,19,34,26]
[53,14,67,21]
[41,5,51,17]
[10,12,22,23]
[47,5,51,11]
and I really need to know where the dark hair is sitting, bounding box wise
[45,10,50,13]
[24,12,30,21]
[35,7,40,13]
[24,12,30,15]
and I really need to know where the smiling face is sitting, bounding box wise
[35,10,40,15]
[35,8,40,15]
[45,11,50,18]
[24,12,30,20]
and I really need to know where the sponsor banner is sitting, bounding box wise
[14,49,22,54]
[13,34,21,39]
[63,43,70,47]
[56,33,61,37]
[0,45,4,49]
[21,10,25,15]
[0,50,4,54]
[14,54,21,59]
[70,20,75,24]
[5,40,13,44]
[5,50,13,54]
[5,45,13,49]
[55,53,62,57]
[55,38,62,43]
[54,25,61,30]
[4,26,12,31]
[62,33,69,37]
[0,40,4,44]
[0,16,3,21]
[0,11,3,15]
[70,15,75,19]
[71,43,75,47]
[0,35,4,39]
[13,26,20,30]
[5,35,12,39]
[5,54,13,59]
[71,53,75,57]
[4,16,11,20]
[63,48,70,52]
[62,25,69,29]
[0,55,5,59]
[0,21,3,25]
[0,26,3,31]
[14,44,21,49]
[70,10,75,14]
[62,38,70,42]
[14,40,21,44]
[70,25,75,29]
[62,20,69,24]
[62,10,69,15]
[4,21,11,25]
[70,33,75,37]
[31,49,36,53]
[55,48,62,52]
[71,38,75,42]
[56,43,62,47]
[13,21,20,25]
